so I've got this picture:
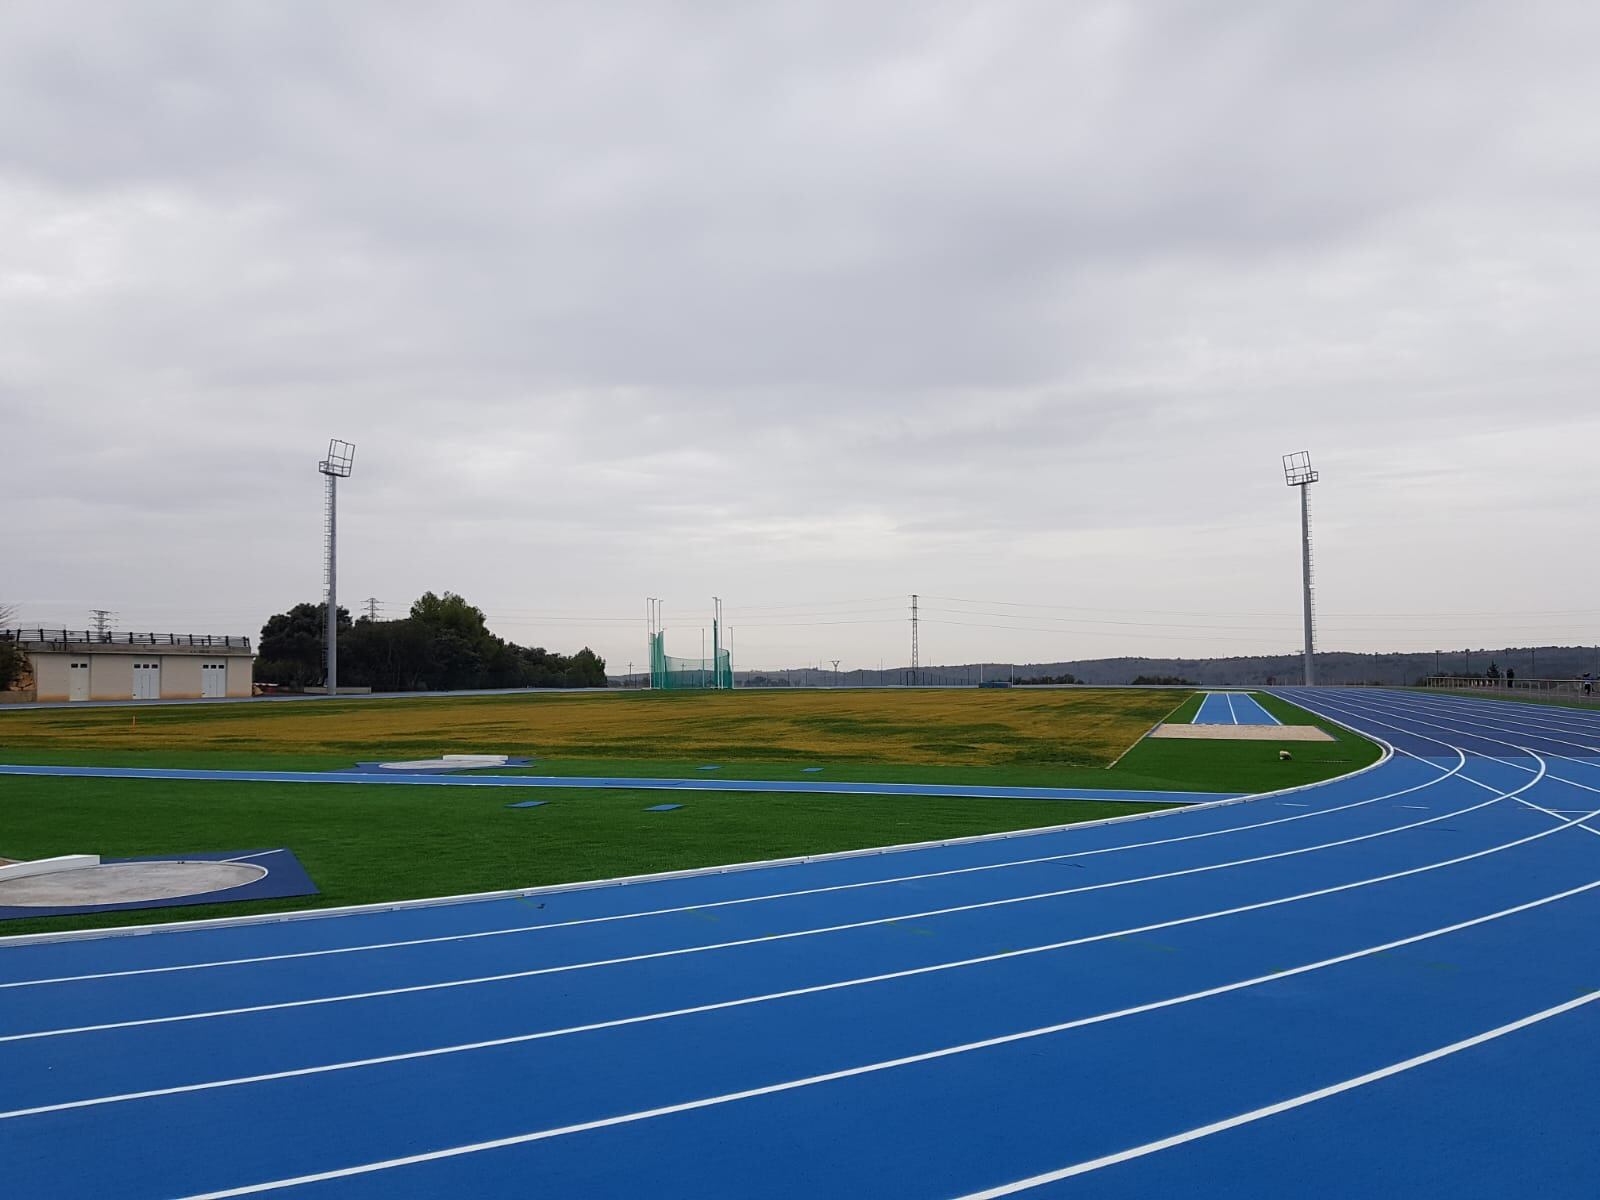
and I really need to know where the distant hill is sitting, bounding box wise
[607,645,1599,688]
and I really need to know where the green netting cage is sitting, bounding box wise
[649,626,733,689]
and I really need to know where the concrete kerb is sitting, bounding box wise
[0,855,100,884]
[0,695,1394,949]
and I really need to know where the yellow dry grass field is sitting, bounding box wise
[0,689,1189,768]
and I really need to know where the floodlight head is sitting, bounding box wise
[1282,450,1318,487]
[319,439,356,478]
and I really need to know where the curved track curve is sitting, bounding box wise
[3,689,1599,1197]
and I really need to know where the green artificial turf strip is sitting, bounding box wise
[0,778,1176,937]
[1107,691,1384,794]
[1160,692,1207,724]
[0,694,1378,795]
[0,692,1382,936]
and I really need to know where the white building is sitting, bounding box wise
[6,630,255,702]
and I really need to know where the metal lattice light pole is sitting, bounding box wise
[318,439,356,696]
[1282,451,1319,686]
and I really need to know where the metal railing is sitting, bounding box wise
[1422,674,1599,700]
[0,629,252,650]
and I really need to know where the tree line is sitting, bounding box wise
[256,591,607,692]
[0,602,28,691]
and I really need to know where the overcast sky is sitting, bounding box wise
[4,1,1598,672]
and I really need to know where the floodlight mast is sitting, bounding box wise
[1282,451,1319,686]
[318,439,356,697]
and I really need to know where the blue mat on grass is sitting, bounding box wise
[345,757,533,775]
[645,803,684,812]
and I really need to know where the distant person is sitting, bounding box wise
[1585,673,1594,697]
[1506,668,1515,688]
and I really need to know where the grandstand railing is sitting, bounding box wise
[1422,674,1600,703]
[0,629,252,650]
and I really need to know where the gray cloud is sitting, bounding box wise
[4,1,1598,670]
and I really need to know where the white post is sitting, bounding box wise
[1300,484,1315,686]
[325,472,338,696]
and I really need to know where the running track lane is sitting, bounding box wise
[1193,692,1280,726]
[5,693,1600,1196]
[0,764,1231,805]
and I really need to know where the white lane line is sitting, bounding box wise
[161,829,1600,1199]
[0,755,1463,992]
[1352,692,1600,763]
[1313,694,1600,809]
[1226,693,1240,725]
[1512,794,1600,840]
[1278,803,1310,808]
[13,855,1599,1124]
[222,851,284,864]
[1280,693,1600,842]
[1287,689,1600,843]
[1250,693,1283,726]
[1390,691,1600,745]
[954,986,1600,1198]
[0,764,1546,1044]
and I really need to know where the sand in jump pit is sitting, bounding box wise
[1148,723,1335,742]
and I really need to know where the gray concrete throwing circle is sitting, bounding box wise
[0,861,266,908]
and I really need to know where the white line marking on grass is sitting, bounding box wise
[11,852,1598,1123]
[953,987,1600,1198]
[0,765,1546,1043]
[1251,693,1283,726]
[0,757,1462,991]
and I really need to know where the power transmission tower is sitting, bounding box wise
[89,609,116,641]
[363,597,381,622]
[831,658,841,687]
[910,594,919,685]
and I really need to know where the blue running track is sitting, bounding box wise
[0,763,1228,806]
[1194,691,1280,725]
[4,689,1600,1197]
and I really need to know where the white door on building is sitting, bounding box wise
[69,660,90,702]
[200,661,226,698]
[133,661,161,700]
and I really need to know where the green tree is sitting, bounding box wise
[262,591,607,693]
[410,592,489,641]
[0,602,29,691]
[258,602,351,688]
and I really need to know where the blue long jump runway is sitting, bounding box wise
[1194,691,1280,725]
[5,691,1600,1196]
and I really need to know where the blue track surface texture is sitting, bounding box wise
[4,689,1600,1196]
[1194,691,1280,725]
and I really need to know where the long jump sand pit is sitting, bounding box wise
[0,860,266,908]
[1148,723,1335,741]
